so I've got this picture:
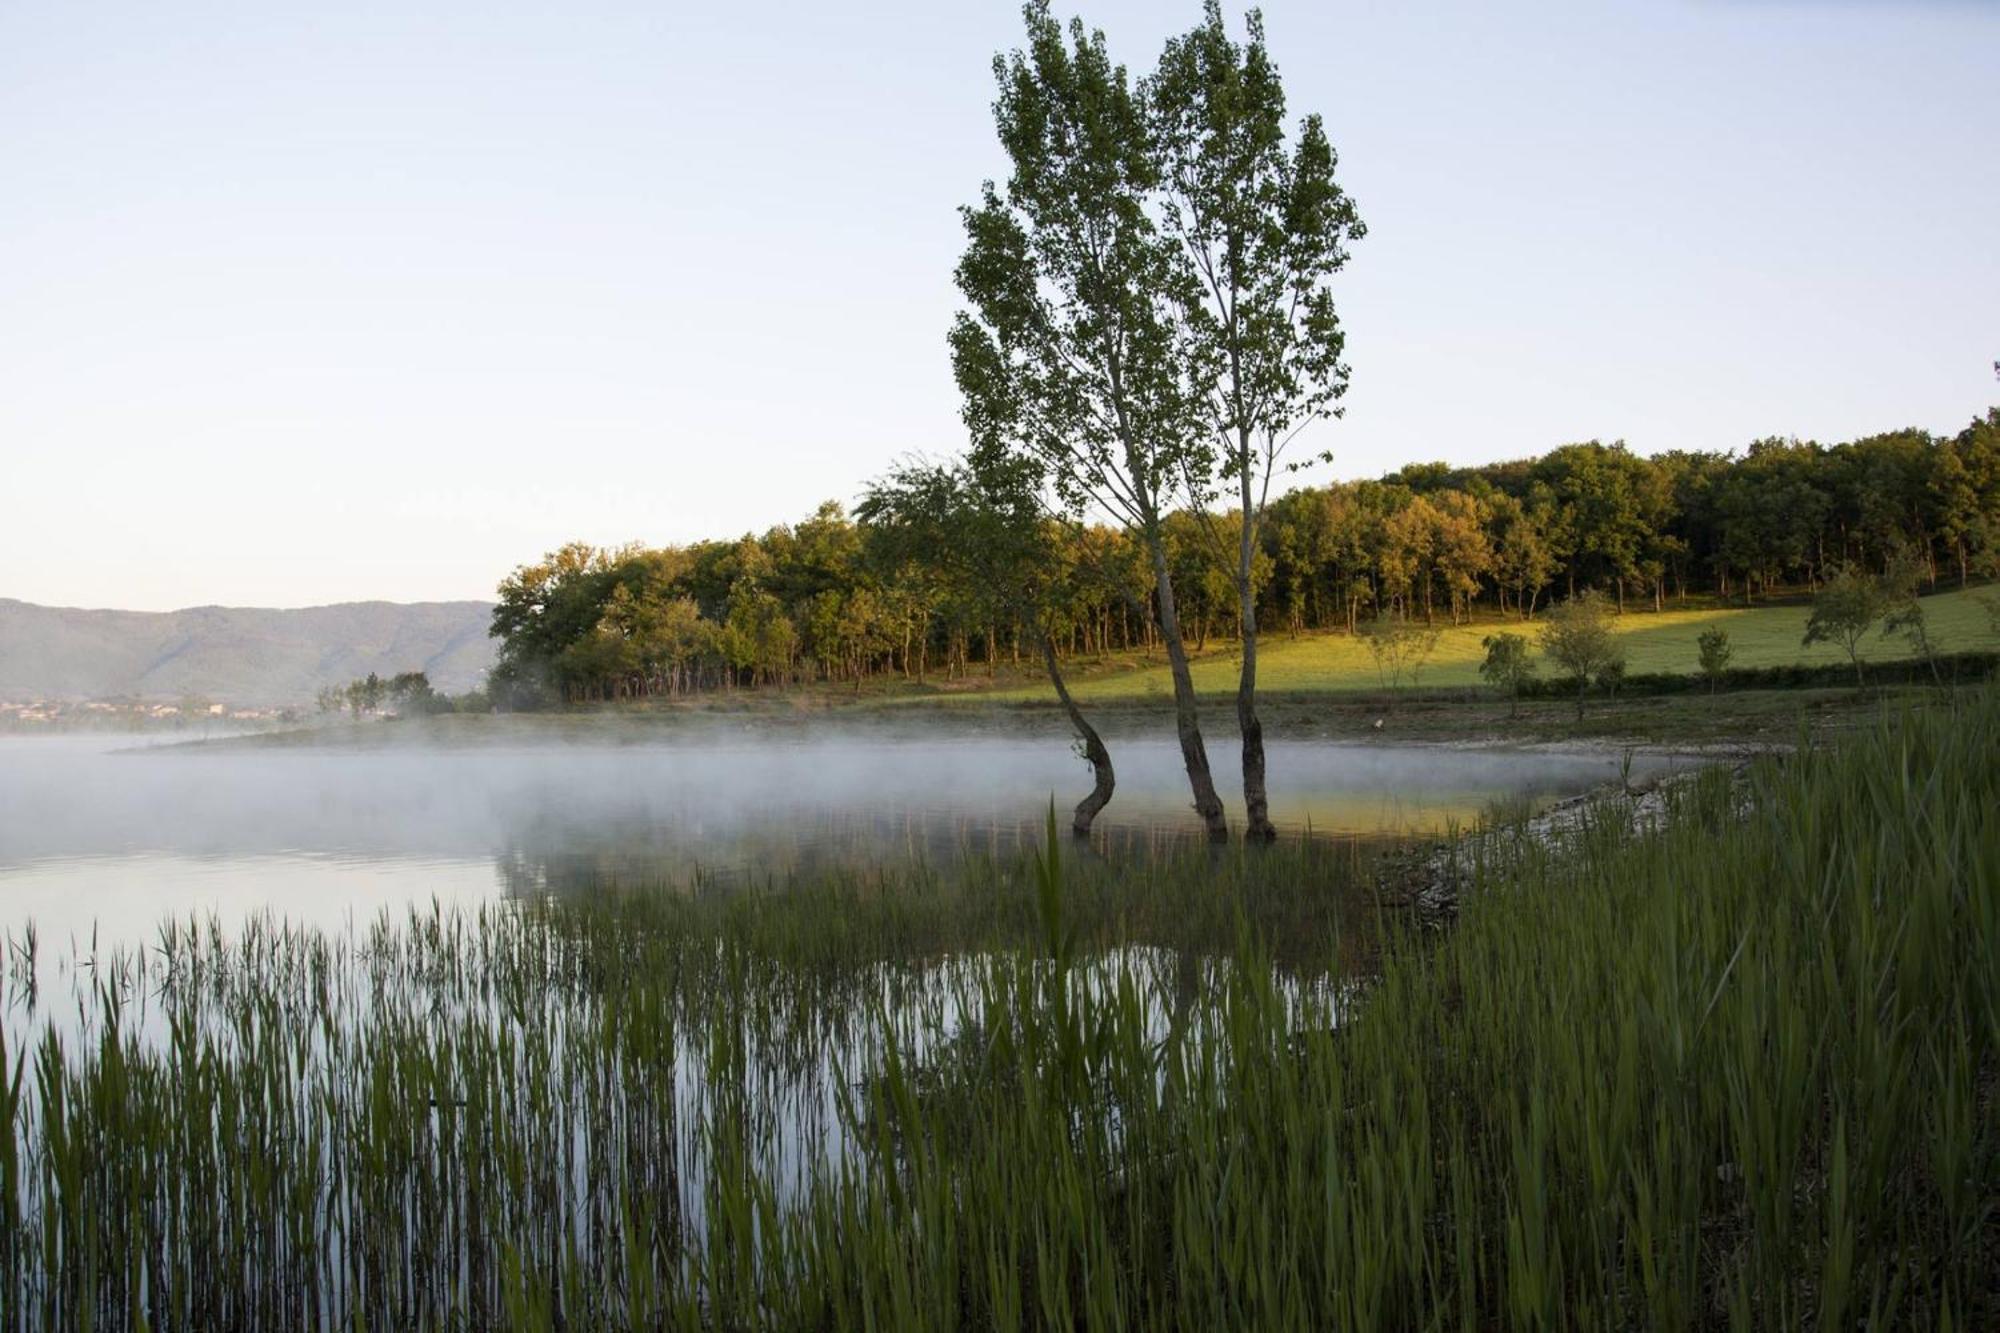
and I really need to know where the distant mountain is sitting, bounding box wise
[0,598,497,705]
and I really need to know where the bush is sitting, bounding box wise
[1478,632,1536,716]
[1515,650,2000,699]
[1539,591,1626,719]
[1696,627,1732,693]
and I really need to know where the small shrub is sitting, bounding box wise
[1696,627,1733,694]
[1478,632,1536,717]
[1539,590,1626,719]
[1802,565,1885,686]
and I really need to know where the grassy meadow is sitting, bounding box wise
[3,688,1994,1327]
[991,585,2000,704]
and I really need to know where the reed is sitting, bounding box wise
[0,693,1993,1328]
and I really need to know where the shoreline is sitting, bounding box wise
[1380,754,1763,919]
[124,677,1877,763]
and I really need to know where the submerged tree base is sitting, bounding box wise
[2,694,1996,1328]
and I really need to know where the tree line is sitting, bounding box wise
[489,413,1999,704]
[1262,418,2000,623]
[314,671,478,718]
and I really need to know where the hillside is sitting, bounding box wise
[0,598,497,704]
[989,586,2000,703]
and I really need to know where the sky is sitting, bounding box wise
[2,0,1995,611]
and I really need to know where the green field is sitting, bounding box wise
[994,586,2000,703]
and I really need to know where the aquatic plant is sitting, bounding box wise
[0,693,1993,1327]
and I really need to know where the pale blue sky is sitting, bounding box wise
[3,0,1994,610]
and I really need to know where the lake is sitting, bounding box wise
[0,724,1693,1316]
[0,726,1676,949]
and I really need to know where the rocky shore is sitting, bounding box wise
[1378,757,1760,921]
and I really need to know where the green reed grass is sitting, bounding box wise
[0,693,1995,1328]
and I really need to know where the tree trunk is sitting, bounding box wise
[1041,634,1114,836]
[1148,533,1228,841]
[1235,464,1275,842]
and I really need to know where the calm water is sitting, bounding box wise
[0,729,1673,947]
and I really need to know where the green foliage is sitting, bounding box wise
[1696,626,1733,692]
[1803,563,1887,686]
[1478,631,1533,687]
[1979,590,2000,637]
[1540,590,1626,718]
[1151,2,1363,491]
[1877,544,1945,681]
[1357,610,1442,691]
[1598,654,1627,697]
[1515,649,2000,700]
[858,457,1053,645]
[1031,798,1069,966]
[482,406,2000,710]
[318,670,456,717]
[1479,631,1536,715]
[949,2,1203,533]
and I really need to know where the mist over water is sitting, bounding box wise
[0,728,1671,948]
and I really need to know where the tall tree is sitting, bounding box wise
[489,542,620,706]
[1937,410,2000,584]
[1430,490,1491,623]
[952,2,1229,839]
[1488,491,1554,616]
[1150,1,1363,839]
[1379,492,1433,617]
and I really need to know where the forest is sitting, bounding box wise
[489,409,2000,706]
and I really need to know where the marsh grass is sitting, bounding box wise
[1,693,1995,1328]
